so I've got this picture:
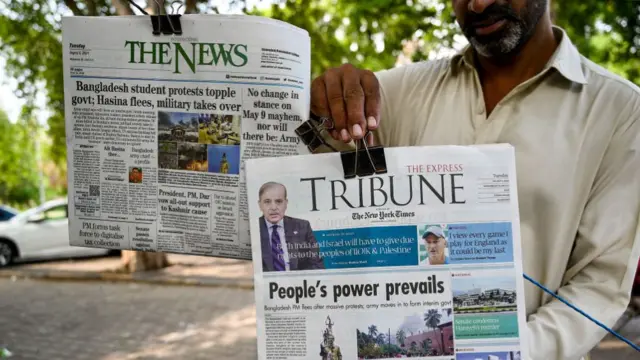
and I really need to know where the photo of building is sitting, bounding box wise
[452,276,517,314]
[454,287,516,308]
[456,350,521,360]
[402,317,454,356]
[356,308,453,359]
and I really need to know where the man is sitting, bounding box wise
[420,225,449,265]
[257,181,325,272]
[309,1,639,359]
[219,153,229,174]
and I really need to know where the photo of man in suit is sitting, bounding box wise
[257,181,325,272]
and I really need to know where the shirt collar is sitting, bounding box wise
[265,217,284,229]
[450,25,587,85]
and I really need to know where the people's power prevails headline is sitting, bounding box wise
[267,275,446,304]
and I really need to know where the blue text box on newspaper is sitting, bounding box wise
[314,225,418,269]
[447,222,514,264]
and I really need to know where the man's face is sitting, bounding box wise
[424,234,446,258]
[259,185,288,224]
[453,0,548,58]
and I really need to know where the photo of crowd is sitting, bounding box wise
[157,111,241,175]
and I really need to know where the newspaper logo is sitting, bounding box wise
[124,41,249,74]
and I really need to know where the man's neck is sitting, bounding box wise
[476,17,559,114]
[478,17,557,82]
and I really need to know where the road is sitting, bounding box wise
[590,315,640,360]
[0,278,257,360]
[0,278,637,359]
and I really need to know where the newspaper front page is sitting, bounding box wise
[62,15,310,259]
[246,144,528,360]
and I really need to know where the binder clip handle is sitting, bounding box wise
[294,112,339,153]
[294,112,387,179]
[340,131,387,179]
[127,0,183,35]
[138,0,182,35]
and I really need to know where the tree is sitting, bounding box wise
[396,328,406,347]
[368,324,379,338]
[424,309,443,354]
[551,0,640,85]
[0,0,455,168]
[2,0,638,170]
[0,107,41,208]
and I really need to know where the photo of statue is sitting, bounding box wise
[320,316,342,360]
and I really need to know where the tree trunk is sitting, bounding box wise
[110,0,168,272]
[112,0,134,15]
[185,0,198,13]
[119,250,171,272]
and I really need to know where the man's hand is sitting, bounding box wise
[310,64,381,143]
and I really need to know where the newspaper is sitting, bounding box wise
[246,143,528,360]
[62,15,310,258]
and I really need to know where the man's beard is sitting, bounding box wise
[462,1,547,58]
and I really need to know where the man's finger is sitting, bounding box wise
[324,68,350,142]
[360,69,380,130]
[310,76,330,117]
[310,76,338,140]
[342,64,366,140]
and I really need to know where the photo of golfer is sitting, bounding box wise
[420,225,450,265]
[257,181,325,272]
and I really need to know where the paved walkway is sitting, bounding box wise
[0,278,257,360]
[0,254,255,288]
[591,315,640,360]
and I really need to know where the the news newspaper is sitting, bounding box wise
[62,15,310,259]
[246,143,528,360]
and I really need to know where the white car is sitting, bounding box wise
[0,198,112,267]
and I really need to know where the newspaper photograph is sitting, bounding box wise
[62,14,311,259]
[245,143,528,360]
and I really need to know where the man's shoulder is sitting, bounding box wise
[284,215,310,226]
[374,58,454,93]
[580,55,640,107]
[375,57,452,77]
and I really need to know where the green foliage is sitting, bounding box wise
[551,0,640,84]
[0,0,66,165]
[0,108,40,207]
[0,0,639,183]
[247,0,453,78]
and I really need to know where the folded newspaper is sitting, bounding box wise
[62,15,311,258]
[246,143,527,360]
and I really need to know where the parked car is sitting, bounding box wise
[0,198,111,267]
[0,205,18,222]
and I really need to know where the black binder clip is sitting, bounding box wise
[128,0,183,36]
[151,13,182,35]
[295,113,338,152]
[294,113,387,179]
[340,132,387,179]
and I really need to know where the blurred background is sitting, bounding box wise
[0,0,639,359]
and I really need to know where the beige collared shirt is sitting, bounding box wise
[324,26,639,360]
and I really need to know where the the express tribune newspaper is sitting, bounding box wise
[246,144,528,360]
[62,15,310,258]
